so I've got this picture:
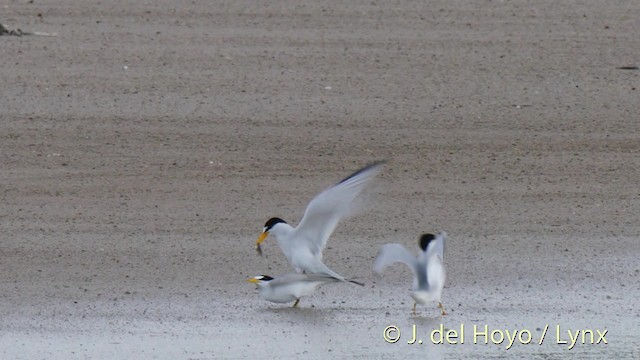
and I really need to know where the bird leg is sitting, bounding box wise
[292,299,300,308]
[412,302,417,316]
[438,302,447,316]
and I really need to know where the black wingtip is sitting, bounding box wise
[348,279,365,286]
[338,160,387,185]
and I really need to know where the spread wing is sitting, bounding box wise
[293,161,385,255]
[436,231,447,261]
[373,243,419,277]
[423,232,446,290]
[426,255,446,291]
[426,231,446,261]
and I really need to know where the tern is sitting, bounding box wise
[374,232,447,316]
[255,161,385,283]
[247,273,353,307]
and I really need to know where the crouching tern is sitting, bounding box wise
[255,161,385,283]
[247,273,362,307]
[374,232,447,316]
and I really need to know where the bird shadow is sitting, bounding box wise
[407,313,446,327]
[264,306,335,323]
[264,306,356,325]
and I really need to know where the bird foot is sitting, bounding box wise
[438,302,447,316]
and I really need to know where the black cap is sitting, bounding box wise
[419,233,436,251]
[264,217,286,231]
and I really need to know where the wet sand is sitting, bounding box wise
[1,0,639,358]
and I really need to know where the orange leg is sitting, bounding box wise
[438,302,447,316]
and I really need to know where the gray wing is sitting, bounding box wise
[420,232,446,290]
[429,231,446,260]
[373,243,420,277]
[426,254,446,291]
[293,161,385,256]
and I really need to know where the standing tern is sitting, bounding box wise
[255,161,385,283]
[374,232,447,316]
[247,273,356,307]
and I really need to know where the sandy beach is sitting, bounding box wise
[1,0,639,358]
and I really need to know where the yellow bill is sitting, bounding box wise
[256,232,268,256]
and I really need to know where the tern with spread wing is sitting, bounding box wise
[374,232,447,316]
[255,161,385,283]
[247,273,359,307]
